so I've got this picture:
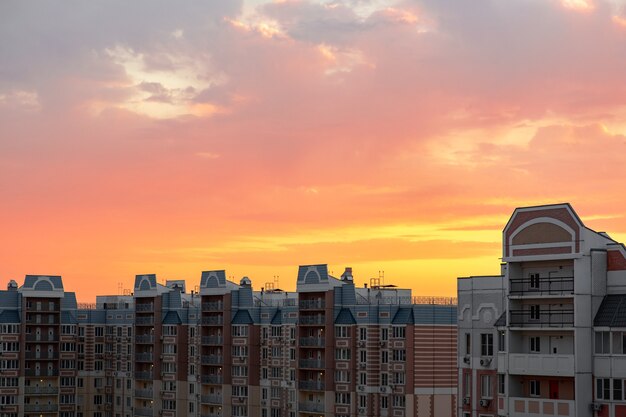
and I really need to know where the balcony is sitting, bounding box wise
[299,300,325,310]
[202,302,224,311]
[25,334,59,342]
[201,355,223,365]
[299,337,325,347]
[135,388,153,398]
[24,386,59,395]
[201,375,224,384]
[201,316,224,326]
[508,397,574,417]
[201,414,222,417]
[25,317,60,325]
[135,353,154,362]
[509,308,574,328]
[299,359,325,369]
[299,402,324,413]
[25,369,59,377]
[135,407,154,417]
[299,380,325,391]
[508,353,575,377]
[202,336,224,345]
[201,394,223,404]
[25,351,59,360]
[299,315,325,325]
[134,371,154,380]
[135,335,155,344]
[136,303,154,312]
[135,317,154,326]
[24,404,59,412]
[26,304,59,312]
[509,276,574,297]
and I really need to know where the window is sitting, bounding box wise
[530,273,540,289]
[480,333,493,356]
[498,374,505,395]
[392,326,405,338]
[393,372,405,385]
[597,378,611,400]
[498,331,505,352]
[615,379,623,401]
[392,349,406,362]
[530,380,541,397]
[359,328,367,341]
[464,372,471,397]
[612,331,626,354]
[335,370,350,383]
[335,392,351,405]
[530,305,540,320]
[335,326,349,338]
[335,348,351,361]
[596,331,611,354]
[393,395,405,408]
[381,351,388,364]
[381,328,388,341]
[481,375,492,399]
[465,333,471,355]
[232,385,249,397]
[530,336,541,353]
[232,325,248,337]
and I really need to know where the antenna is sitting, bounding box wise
[117,282,123,295]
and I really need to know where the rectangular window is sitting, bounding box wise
[530,305,540,321]
[481,333,493,356]
[530,336,541,353]
[530,273,540,289]
[481,375,492,399]
[595,331,611,354]
[464,372,471,397]
[615,379,623,401]
[466,333,471,355]
[392,326,405,339]
[498,374,505,395]
[597,378,611,400]
[530,380,541,397]
[335,326,349,338]
[498,331,506,352]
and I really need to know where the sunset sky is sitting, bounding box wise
[2,0,626,301]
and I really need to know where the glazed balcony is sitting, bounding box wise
[135,335,155,344]
[299,300,325,310]
[201,316,224,326]
[202,336,224,345]
[508,397,574,417]
[201,394,223,404]
[201,375,224,384]
[135,317,154,326]
[299,402,324,413]
[299,359,325,369]
[299,380,325,391]
[135,389,153,398]
[299,337,325,347]
[299,315,325,325]
[508,353,575,377]
[24,386,59,395]
[201,355,223,365]
[202,302,224,311]
[136,303,154,313]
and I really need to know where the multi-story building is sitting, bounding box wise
[0,264,457,417]
[458,203,626,417]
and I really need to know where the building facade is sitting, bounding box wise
[458,203,626,417]
[0,265,457,417]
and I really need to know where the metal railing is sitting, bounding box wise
[135,407,153,417]
[201,394,223,404]
[299,337,325,347]
[135,389,153,398]
[135,317,154,326]
[299,300,325,310]
[24,404,58,412]
[299,402,324,412]
[201,316,224,325]
[202,336,224,345]
[299,380,325,391]
[509,308,574,327]
[24,386,59,395]
[134,371,154,380]
[135,353,154,362]
[201,355,223,365]
[509,276,574,296]
[299,359,325,369]
[135,335,154,344]
[201,375,224,384]
[136,303,154,312]
[299,315,325,325]
[202,302,224,311]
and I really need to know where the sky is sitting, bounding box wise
[2,0,626,301]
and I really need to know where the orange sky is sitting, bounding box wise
[2,0,626,301]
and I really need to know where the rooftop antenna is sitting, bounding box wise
[379,270,385,286]
[117,282,123,295]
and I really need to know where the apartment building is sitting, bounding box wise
[0,264,457,417]
[458,203,626,417]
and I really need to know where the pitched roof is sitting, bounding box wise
[162,311,182,325]
[231,310,254,325]
[270,310,282,325]
[335,308,356,325]
[494,311,507,327]
[392,307,414,325]
[0,310,20,323]
[594,295,626,327]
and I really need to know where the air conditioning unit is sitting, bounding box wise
[463,355,470,364]
[261,400,267,406]
[358,385,365,392]
[358,341,366,347]
[358,408,366,414]
[480,358,492,366]
[359,363,366,369]
[380,386,388,393]
[591,403,604,412]
[463,397,470,405]
[479,399,490,407]
[287,403,292,409]
[380,341,386,347]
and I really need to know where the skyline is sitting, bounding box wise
[3,0,626,301]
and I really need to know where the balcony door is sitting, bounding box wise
[549,380,559,399]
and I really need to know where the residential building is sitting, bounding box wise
[458,203,626,417]
[0,264,457,417]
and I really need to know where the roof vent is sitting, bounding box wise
[341,267,353,281]
[7,280,17,291]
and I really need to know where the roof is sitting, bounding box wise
[162,311,182,325]
[61,311,78,324]
[594,295,626,327]
[335,308,356,325]
[494,311,506,327]
[0,310,20,324]
[231,310,254,325]
[270,310,282,325]
[392,307,414,325]
[23,275,63,290]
